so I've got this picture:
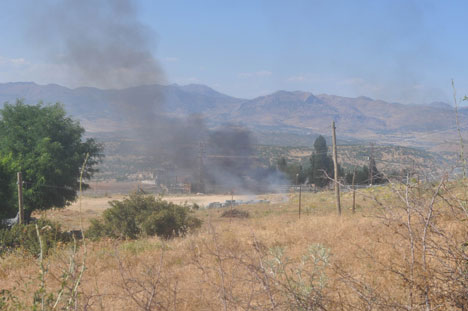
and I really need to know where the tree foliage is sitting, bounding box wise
[368,157,384,184]
[308,136,342,187]
[0,100,103,219]
[345,166,369,185]
[345,163,385,185]
[0,218,69,257]
[87,193,202,239]
[0,155,16,220]
[276,157,306,184]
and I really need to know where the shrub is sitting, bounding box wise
[0,219,70,257]
[264,244,330,310]
[87,192,202,240]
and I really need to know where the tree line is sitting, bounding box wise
[276,135,385,187]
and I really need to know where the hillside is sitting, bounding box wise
[1,82,466,153]
[0,82,243,122]
[256,144,448,174]
[90,132,446,182]
[231,91,461,132]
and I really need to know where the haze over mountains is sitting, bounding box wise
[0,82,464,151]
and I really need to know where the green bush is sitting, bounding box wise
[87,192,202,240]
[0,219,70,257]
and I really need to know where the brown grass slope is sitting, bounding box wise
[1,178,467,310]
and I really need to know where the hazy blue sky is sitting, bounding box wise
[0,0,467,104]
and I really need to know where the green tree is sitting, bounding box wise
[345,160,385,186]
[276,157,287,172]
[0,155,16,220]
[368,157,384,184]
[345,166,369,185]
[276,157,306,184]
[0,100,103,219]
[308,136,334,187]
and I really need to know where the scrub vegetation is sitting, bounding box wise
[0,178,467,310]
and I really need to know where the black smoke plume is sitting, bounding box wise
[28,0,287,193]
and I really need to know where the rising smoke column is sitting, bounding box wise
[27,0,287,193]
[28,0,202,163]
[28,0,164,89]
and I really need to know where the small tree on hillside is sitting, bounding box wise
[345,163,385,185]
[276,157,307,184]
[368,157,384,184]
[308,136,335,187]
[346,166,369,185]
[276,157,287,172]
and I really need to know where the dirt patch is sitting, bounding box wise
[221,208,250,218]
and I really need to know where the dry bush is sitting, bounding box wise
[0,229,86,310]
[187,223,333,310]
[110,250,180,310]
[332,176,468,310]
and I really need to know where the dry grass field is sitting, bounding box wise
[38,193,288,231]
[1,180,467,310]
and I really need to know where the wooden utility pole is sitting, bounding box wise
[352,167,356,214]
[452,80,467,178]
[296,173,302,218]
[299,184,302,218]
[198,142,205,193]
[369,143,375,186]
[230,190,234,223]
[332,121,341,215]
[17,172,24,224]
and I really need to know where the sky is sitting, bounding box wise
[0,0,467,104]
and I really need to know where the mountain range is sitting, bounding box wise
[0,82,465,152]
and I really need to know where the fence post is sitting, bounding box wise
[332,121,341,215]
[352,167,356,213]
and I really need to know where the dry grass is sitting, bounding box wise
[1,181,467,310]
[38,193,284,231]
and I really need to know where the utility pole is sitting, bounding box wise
[198,142,206,193]
[352,167,356,214]
[230,190,234,223]
[452,80,466,178]
[369,143,375,186]
[17,172,24,224]
[332,121,341,215]
[296,173,302,218]
[299,183,302,218]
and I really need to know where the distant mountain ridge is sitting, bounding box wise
[0,82,465,151]
[0,82,243,120]
[229,90,464,134]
